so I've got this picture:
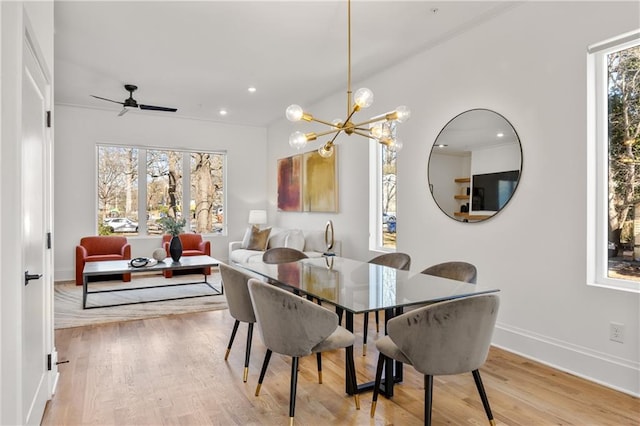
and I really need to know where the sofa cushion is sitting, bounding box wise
[267,228,288,249]
[285,229,305,251]
[230,249,266,264]
[304,230,327,253]
[247,226,271,251]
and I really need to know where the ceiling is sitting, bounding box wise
[54,1,514,127]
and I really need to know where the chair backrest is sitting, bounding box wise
[387,294,499,376]
[421,261,477,284]
[80,236,128,256]
[162,233,204,251]
[247,278,337,357]
[219,264,256,324]
[369,252,411,271]
[262,247,308,264]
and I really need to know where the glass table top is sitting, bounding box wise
[237,256,498,314]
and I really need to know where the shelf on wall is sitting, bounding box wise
[453,212,493,220]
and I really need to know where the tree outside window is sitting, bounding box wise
[603,41,640,282]
[97,145,225,236]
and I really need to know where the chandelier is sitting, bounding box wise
[285,0,410,158]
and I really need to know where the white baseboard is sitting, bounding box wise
[493,323,640,397]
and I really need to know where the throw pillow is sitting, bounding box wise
[284,229,305,251]
[240,226,253,249]
[247,226,272,251]
[267,228,287,249]
[304,230,327,253]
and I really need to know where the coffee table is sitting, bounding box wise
[82,255,222,309]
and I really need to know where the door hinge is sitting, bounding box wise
[46,110,51,128]
[47,232,52,249]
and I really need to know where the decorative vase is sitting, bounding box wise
[169,236,182,263]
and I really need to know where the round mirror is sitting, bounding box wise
[428,109,522,222]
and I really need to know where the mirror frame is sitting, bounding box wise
[427,108,523,223]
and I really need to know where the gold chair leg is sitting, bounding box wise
[370,400,377,417]
[489,420,496,426]
[354,394,360,410]
[224,348,231,361]
[362,343,367,357]
[243,367,249,383]
[255,383,262,396]
[289,417,294,426]
[318,370,323,384]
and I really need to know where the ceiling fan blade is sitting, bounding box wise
[91,95,124,105]
[118,107,130,117]
[139,104,177,113]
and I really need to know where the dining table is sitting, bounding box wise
[236,255,499,397]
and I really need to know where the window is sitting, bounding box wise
[370,122,398,251]
[588,30,640,292]
[97,145,226,236]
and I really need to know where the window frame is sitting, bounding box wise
[587,30,640,293]
[96,143,227,237]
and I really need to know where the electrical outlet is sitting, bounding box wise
[610,322,625,343]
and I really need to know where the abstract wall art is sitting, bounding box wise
[277,147,338,212]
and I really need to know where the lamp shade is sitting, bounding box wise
[248,210,267,225]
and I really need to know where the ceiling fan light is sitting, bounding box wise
[286,104,304,122]
[354,88,374,109]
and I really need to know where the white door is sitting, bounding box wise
[21,34,51,425]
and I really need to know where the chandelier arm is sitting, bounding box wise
[313,127,344,139]
[352,130,376,139]
[310,116,341,127]
[347,0,352,116]
[327,131,341,146]
[352,116,389,128]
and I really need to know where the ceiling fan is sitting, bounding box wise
[91,84,178,116]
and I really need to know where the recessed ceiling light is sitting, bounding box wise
[497,132,504,138]
[248,87,256,93]
[219,109,228,116]
[437,144,448,148]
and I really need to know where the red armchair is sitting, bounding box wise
[162,234,211,278]
[75,236,131,285]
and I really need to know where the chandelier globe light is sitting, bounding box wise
[285,0,410,157]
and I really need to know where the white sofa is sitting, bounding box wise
[229,227,341,264]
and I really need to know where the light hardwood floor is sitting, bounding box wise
[42,309,639,425]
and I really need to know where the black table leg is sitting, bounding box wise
[345,311,357,395]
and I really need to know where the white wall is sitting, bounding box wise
[54,106,267,280]
[267,2,640,395]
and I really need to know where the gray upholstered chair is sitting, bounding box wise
[219,263,257,382]
[370,294,500,426]
[247,278,360,424]
[421,261,477,284]
[362,252,411,355]
[262,247,308,264]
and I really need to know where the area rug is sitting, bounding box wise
[54,272,227,329]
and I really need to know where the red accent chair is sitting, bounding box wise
[162,234,211,278]
[75,236,131,286]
